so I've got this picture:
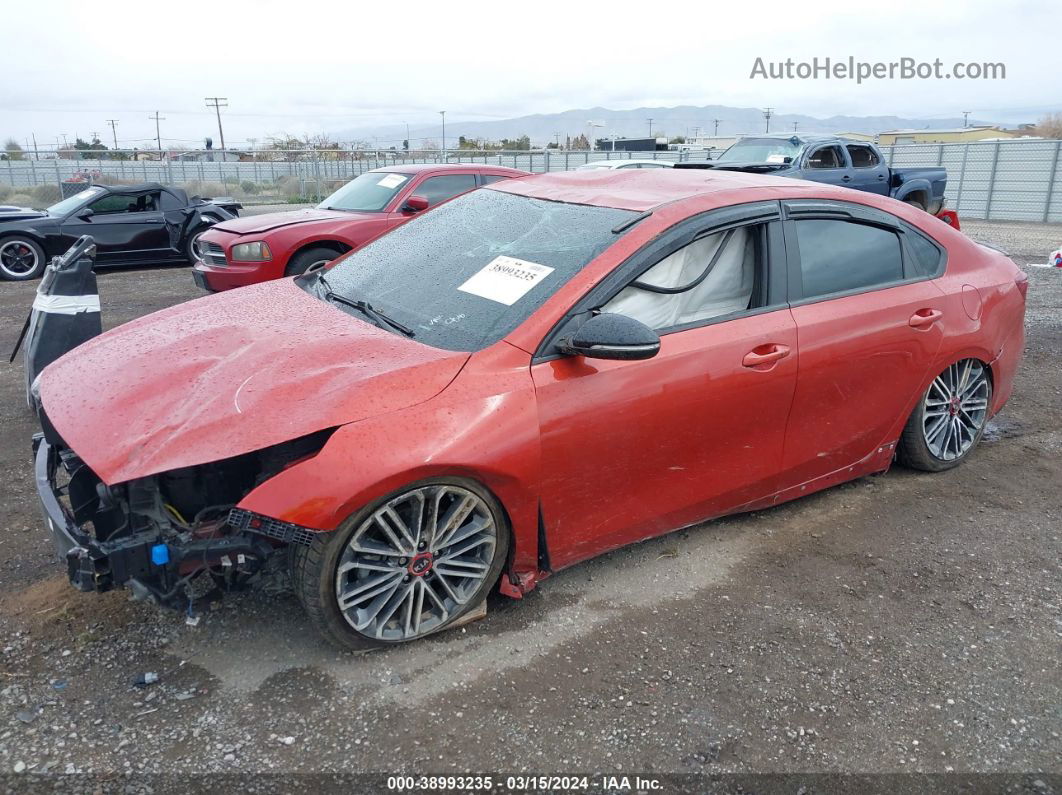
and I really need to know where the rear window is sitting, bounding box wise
[795,219,904,298]
[304,189,639,352]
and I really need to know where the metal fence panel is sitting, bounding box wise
[2,140,1060,222]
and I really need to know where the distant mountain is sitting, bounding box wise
[336,104,994,148]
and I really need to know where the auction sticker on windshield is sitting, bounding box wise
[458,256,554,306]
[377,173,407,188]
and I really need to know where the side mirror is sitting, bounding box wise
[402,195,429,213]
[560,313,660,361]
[77,208,94,220]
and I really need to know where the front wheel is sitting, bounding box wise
[904,198,927,212]
[897,359,992,472]
[0,237,46,281]
[291,478,510,651]
[185,226,210,263]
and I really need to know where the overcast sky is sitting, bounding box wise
[2,0,1057,150]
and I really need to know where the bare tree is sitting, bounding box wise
[1034,112,1062,139]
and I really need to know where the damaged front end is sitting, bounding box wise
[33,423,333,611]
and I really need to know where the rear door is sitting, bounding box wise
[777,200,947,489]
[845,144,890,195]
[802,144,854,189]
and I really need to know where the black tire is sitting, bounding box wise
[0,236,47,281]
[904,198,927,212]
[184,225,211,264]
[291,477,510,652]
[284,246,337,277]
[897,361,992,472]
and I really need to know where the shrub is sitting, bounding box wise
[7,193,35,207]
[0,184,12,202]
[240,180,260,195]
[32,184,62,204]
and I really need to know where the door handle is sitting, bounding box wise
[909,309,943,328]
[841,175,851,182]
[742,344,791,368]
[877,174,887,180]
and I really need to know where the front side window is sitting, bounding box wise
[319,171,412,212]
[415,174,478,206]
[601,225,763,330]
[807,146,846,169]
[89,193,138,214]
[846,144,880,168]
[794,219,903,298]
[305,189,639,351]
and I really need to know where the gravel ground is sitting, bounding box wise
[0,219,1058,792]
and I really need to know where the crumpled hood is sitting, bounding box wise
[212,208,370,235]
[39,279,469,484]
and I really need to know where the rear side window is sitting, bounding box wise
[480,174,511,185]
[795,219,903,298]
[416,174,478,206]
[807,146,846,169]
[846,145,880,168]
[904,226,945,277]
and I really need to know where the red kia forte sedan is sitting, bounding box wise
[191,163,526,291]
[34,169,1026,650]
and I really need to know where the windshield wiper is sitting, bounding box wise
[322,287,415,338]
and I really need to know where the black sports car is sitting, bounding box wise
[0,183,241,281]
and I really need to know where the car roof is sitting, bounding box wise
[368,163,525,175]
[489,168,814,211]
[580,159,673,167]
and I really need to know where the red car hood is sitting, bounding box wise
[39,279,469,484]
[212,208,373,235]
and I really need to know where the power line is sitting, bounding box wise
[148,111,166,156]
[205,97,229,150]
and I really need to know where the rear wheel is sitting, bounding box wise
[897,359,992,472]
[291,478,509,651]
[0,237,46,281]
[285,246,337,277]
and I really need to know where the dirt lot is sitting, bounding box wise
[0,218,1059,791]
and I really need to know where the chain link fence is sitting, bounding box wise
[2,139,1061,222]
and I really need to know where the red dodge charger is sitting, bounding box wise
[35,169,1026,650]
[192,163,527,291]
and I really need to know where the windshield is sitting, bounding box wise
[302,188,639,351]
[318,171,412,212]
[46,187,104,215]
[716,138,804,164]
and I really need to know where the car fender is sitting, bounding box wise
[891,177,932,204]
[236,342,545,585]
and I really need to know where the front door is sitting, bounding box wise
[532,212,797,569]
[803,144,854,189]
[61,191,169,263]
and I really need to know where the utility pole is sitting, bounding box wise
[439,110,446,160]
[962,110,971,128]
[205,97,228,151]
[553,131,562,147]
[106,119,119,151]
[763,108,774,133]
[31,133,39,160]
[792,121,799,132]
[647,118,654,137]
[712,118,722,136]
[149,111,165,157]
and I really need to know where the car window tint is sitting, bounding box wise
[480,174,511,185]
[795,220,903,297]
[807,146,846,169]
[159,191,183,210]
[846,145,880,168]
[416,174,478,206]
[309,189,639,352]
[88,194,135,214]
[601,225,764,330]
[904,225,944,277]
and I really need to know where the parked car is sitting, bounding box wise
[0,183,240,281]
[192,163,527,291]
[677,134,947,214]
[33,169,1026,650]
[576,159,674,170]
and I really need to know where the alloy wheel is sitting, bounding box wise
[334,484,498,641]
[922,359,990,461]
[188,232,207,262]
[0,240,39,278]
